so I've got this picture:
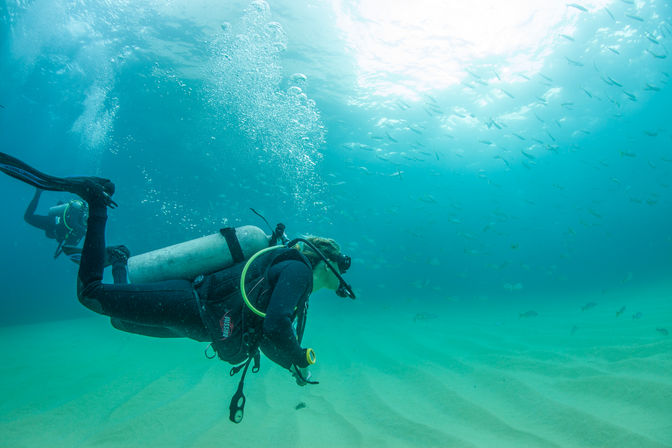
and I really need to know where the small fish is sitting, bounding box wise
[0,104,5,109]
[409,125,424,135]
[418,194,438,204]
[494,155,511,168]
[560,34,575,41]
[632,312,643,320]
[625,13,644,22]
[608,47,620,55]
[390,170,403,180]
[519,310,538,318]
[620,151,636,157]
[567,3,588,12]
[479,140,494,145]
[607,76,622,87]
[656,328,669,336]
[581,302,597,311]
[566,57,584,67]
[489,118,503,130]
[644,83,660,91]
[582,87,594,98]
[413,312,438,322]
[616,305,626,316]
[512,133,526,141]
[644,130,658,137]
[604,7,615,21]
[385,132,398,143]
[500,88,515,99]
[465,68,482,79]
[645,33,659,45]
[295,402,307,410]
[589,209,602,218]
[521,150,536,160]
[539,73,553,82]
[646,49,667,59]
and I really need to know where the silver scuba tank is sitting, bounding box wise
[127,225,270,284]
[48,203,69,217]
[48,200,88,234]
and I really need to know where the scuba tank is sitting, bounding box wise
[127,225,270,284]
[48,199,88,235]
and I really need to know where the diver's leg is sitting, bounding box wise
[110,318,181,338]
[73,180,206,339]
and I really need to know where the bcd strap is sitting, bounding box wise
[220,227,245,264]
[228,351,261,423]
[269,223,286,246]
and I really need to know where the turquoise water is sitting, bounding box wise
[2,0,670,320]
[1,1,671,445]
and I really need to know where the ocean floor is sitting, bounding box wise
[1,285,671,448]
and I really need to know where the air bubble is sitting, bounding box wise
[287,86,303,95]
[289,73,307,88]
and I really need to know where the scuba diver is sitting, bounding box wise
[0,151,355,423]
[23,187,131,283]
[24,188,88,258]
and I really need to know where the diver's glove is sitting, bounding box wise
[289,348,319,386]
[290,364,318,386]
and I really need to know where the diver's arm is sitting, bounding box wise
[261,260,313,369]
[23,189,54,231]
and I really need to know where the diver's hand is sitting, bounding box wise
[290,364,317,386]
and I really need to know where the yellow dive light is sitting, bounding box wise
[306,348,316,365]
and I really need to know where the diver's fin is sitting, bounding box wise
[0,152,117,208]
[0,151,69,191]
[61,245,82,256]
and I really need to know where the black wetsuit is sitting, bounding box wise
[77,203,313,370]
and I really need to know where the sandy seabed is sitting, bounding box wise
[1,285,671,448]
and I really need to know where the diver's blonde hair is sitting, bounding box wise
[299,236,341,269]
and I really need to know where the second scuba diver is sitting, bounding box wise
[24,188,88,258]
[23,187,131,283]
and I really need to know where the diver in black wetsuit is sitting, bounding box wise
[73,178,352,421]
[24,188,88,258]
[74,179,349,378]
[0,152,355,422]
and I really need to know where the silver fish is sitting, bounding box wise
[567,3,588,12]
[581,302,597,311]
